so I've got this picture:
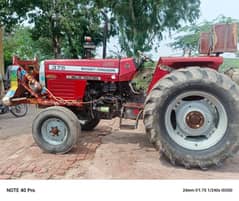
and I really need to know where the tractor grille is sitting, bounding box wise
[47,79,80,100]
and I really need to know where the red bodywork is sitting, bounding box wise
[43,58,137,101]
[147,56,223,92]
[3,55,223,109]
[44,56,223,101]
[12,56,39,69]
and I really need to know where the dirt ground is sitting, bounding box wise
[0,106,239,179]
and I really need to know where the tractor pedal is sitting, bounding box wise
[119,102,144,130]
[119,124,136,130]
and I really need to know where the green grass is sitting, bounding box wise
[220,58,239,72]
[143,61,156,69]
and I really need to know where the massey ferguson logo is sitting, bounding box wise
[49,65,66,71]
[48,65,119,74]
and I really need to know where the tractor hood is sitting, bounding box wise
[39,58,137,100]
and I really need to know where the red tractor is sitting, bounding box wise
[2,23,239,169]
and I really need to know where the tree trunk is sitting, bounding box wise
[102,11,108,58]
[53,35,61,59]
[129,0,137,56]
[66,32,78,59]
[0,27,5,96]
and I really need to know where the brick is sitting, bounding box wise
[76,153,87,160]
[0,167,5,174]
[24,164,36,173]
[5,165,17,175]
[33,167,48,174]
[67,160,76,166]
[67,158,77,163]
[33,166,41,172]
[17,163,30,172]
[55,170,66,176]
[90,143,100,151]
[12,171,22,178]
[0,164,11,174]
[0,175,11,179]
[36,173,52,180]
[60,163,72,171]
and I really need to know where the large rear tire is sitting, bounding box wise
[224,68,239,85]
[144,67,239,169]
[32,106,81,154]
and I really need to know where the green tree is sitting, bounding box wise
[0,0,34,79]
[27,0,111,58]
[101,0,201,56]
[1,0,115,59]
[4,26,53,66]
[170,16,239,56]
[1,0,201,59]
[0,0,34,31]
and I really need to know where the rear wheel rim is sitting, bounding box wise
[165,91,228,151]
[41,118,68,145]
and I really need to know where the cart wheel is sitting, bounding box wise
[10,104,28,117]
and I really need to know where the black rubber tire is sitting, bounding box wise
[75,112,100,131]
[32,106,81,154]
[0,105,8,114]
[80,118,100,131]
[224,68,239,85]
[144,67,239,169]
[10,104,28,117]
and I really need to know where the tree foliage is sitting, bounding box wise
[0,0,34,31]
[27,0,109,58]
[105,0,201,56]
[170,16,239,56]
[4,26,53,66]
[1,0,201,59]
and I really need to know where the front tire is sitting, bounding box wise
[144,67,239,169]
[32,106,81,154]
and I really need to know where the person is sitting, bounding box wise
[0,73,7,113]
[3,65,11,90]
[0,73,4,97]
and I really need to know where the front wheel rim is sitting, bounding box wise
[41,117,69,145]
[165,91,228,151]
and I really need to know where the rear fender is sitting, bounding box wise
[147,56,223,93]
[158,56,223,70]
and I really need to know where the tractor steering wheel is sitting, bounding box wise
[137,50,154,62]
[136,50,154,69]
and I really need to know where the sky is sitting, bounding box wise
[97,0,239,59]
[200,0,239,22]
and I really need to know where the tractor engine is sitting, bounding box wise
[39,57,143,120]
